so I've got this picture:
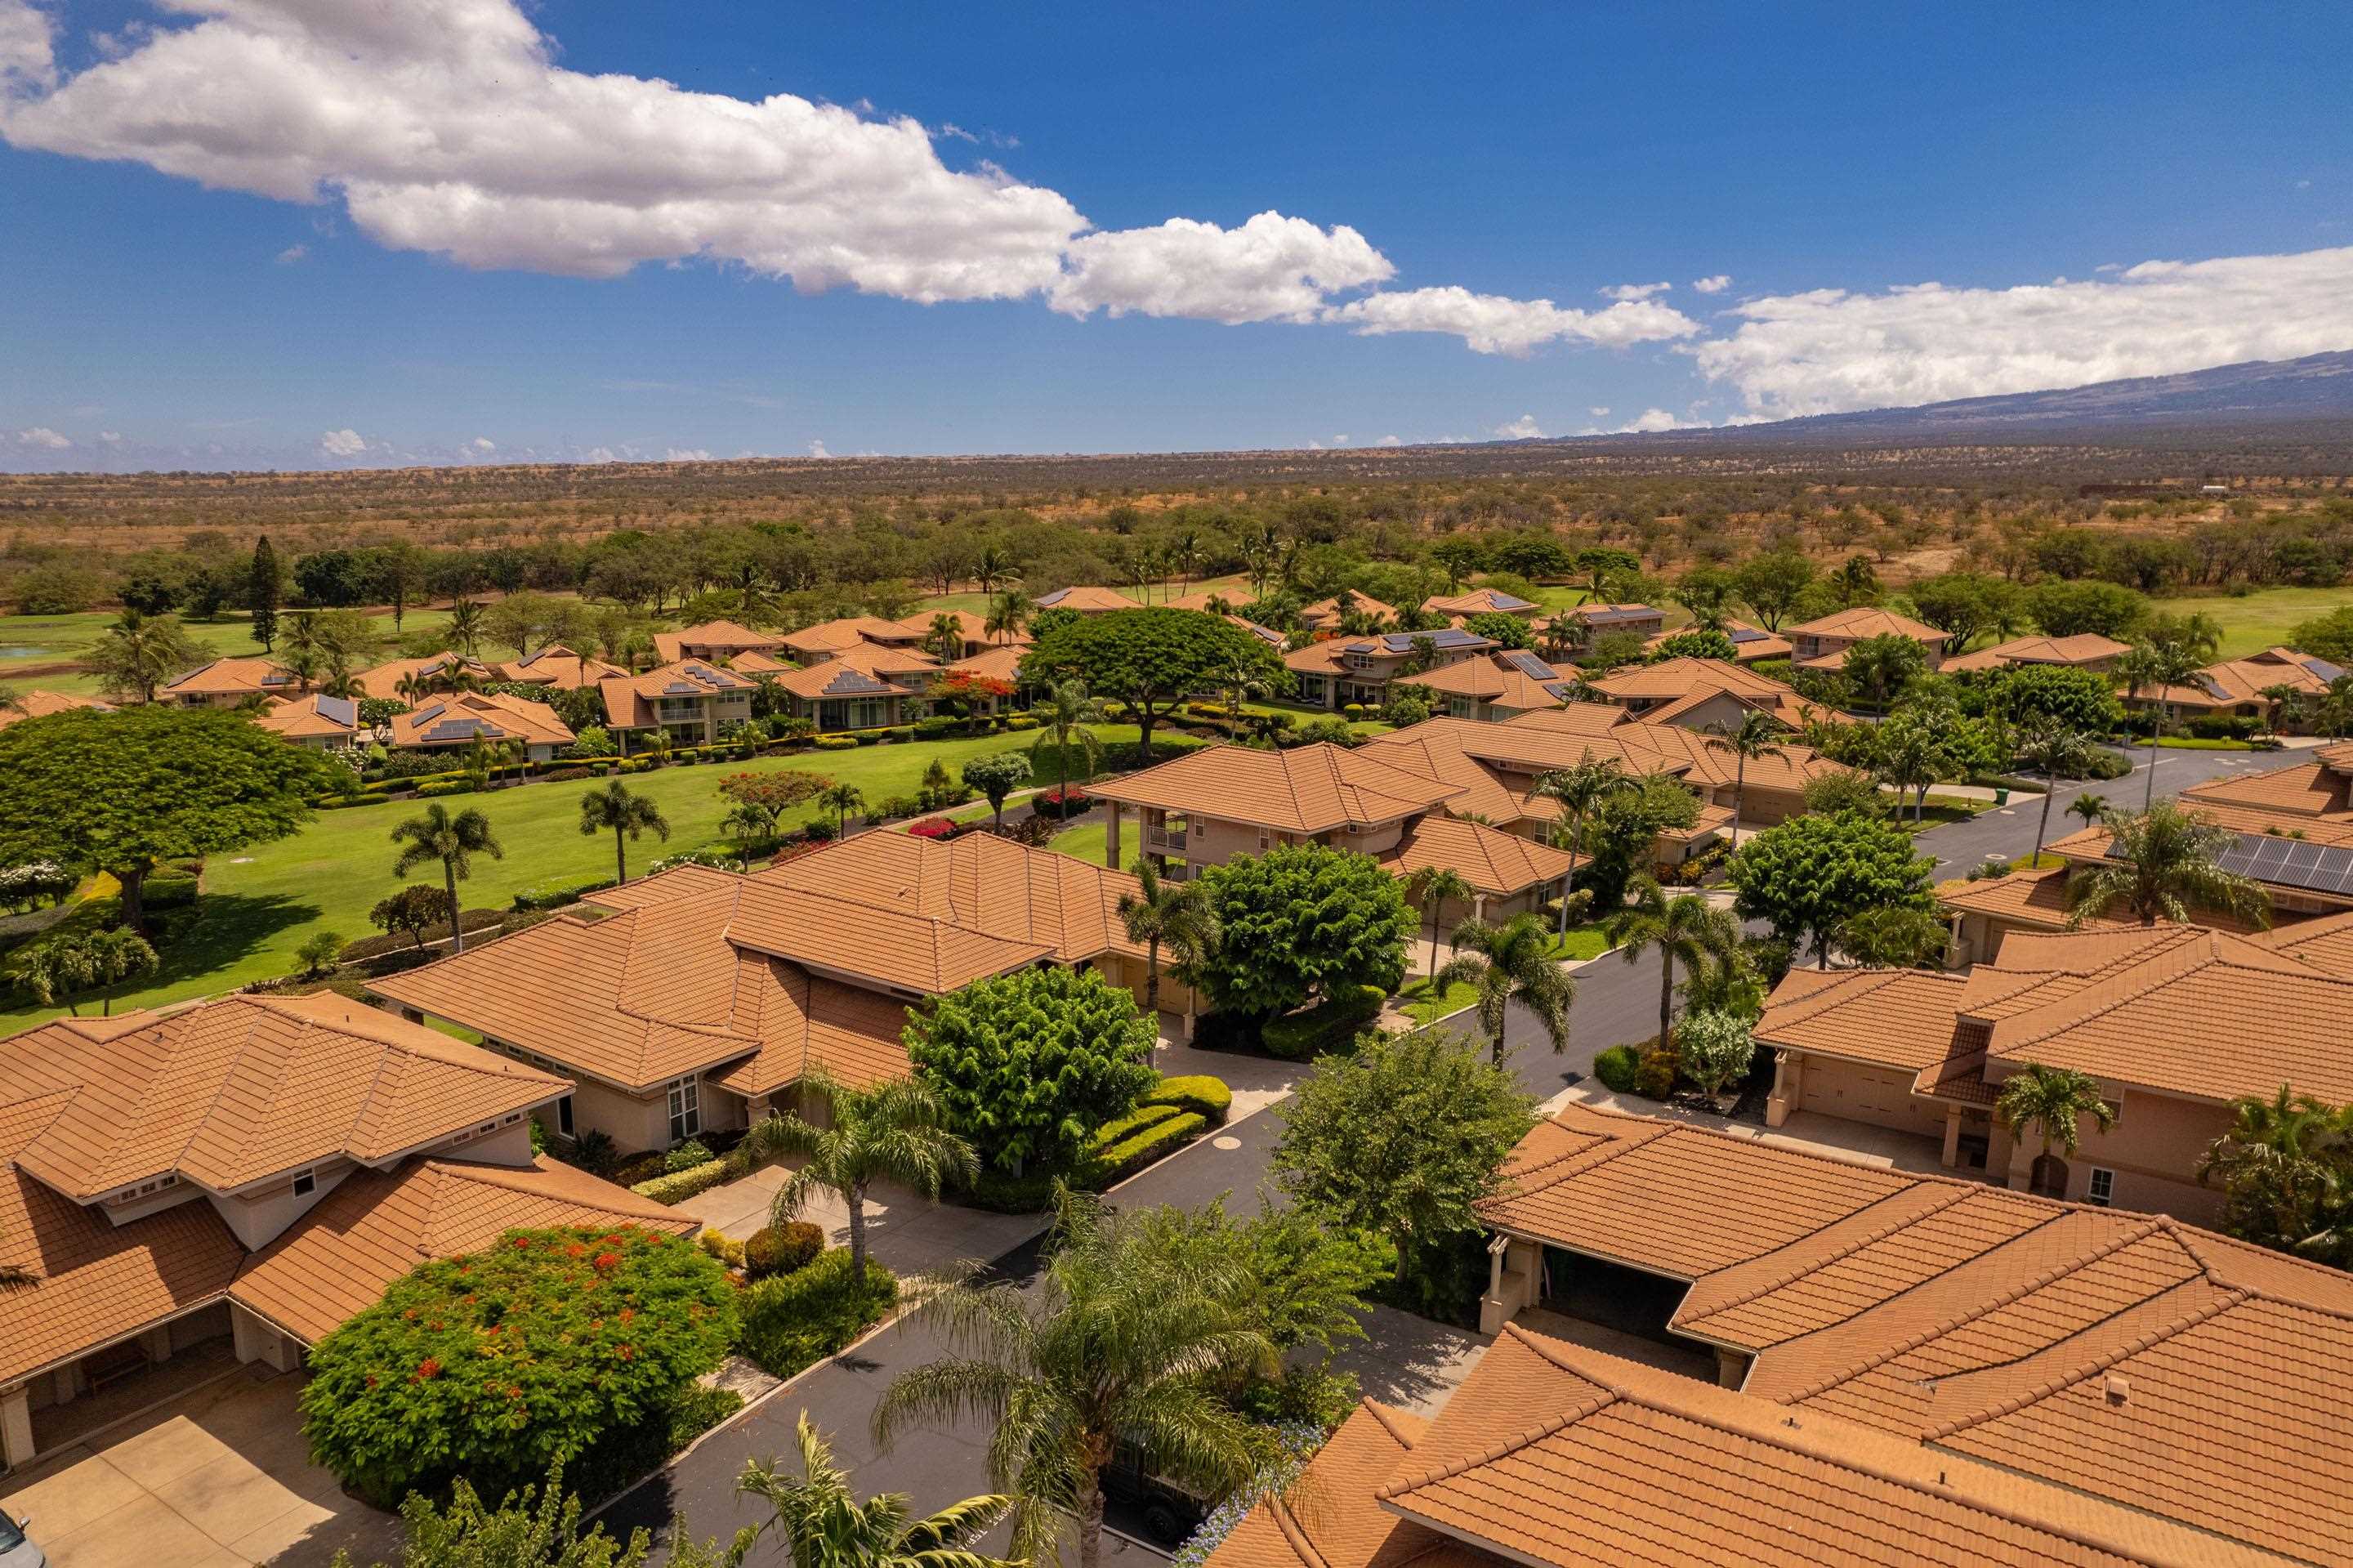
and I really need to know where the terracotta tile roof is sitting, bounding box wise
[0,690,114,729]
[1592,657,1792,705]
[891,610,1029,649]
[1557,601,1661,627]
[1944,632,2133,673]
[599,659,759,728]
[1622,721,1851,795]
[161,655,299,698]
[1422,587,1537,616]
[2319,740,2353,772]
[0,994,568,1202]
[386,689,574,749]
[354,654,494,700]
[1631,682,1811,731]
[229,1154,699,1344]
[254,691,358,741]
[652,619,786,662]
[1034,585,1142,612]
[1377,1325,2267,1568]
[1788,606,1952,645]
[1375,815,1574,897]
[1936,865,2132,931]
[946,643,1028,681]
[2138,646,2345,711]
[778,617,922,658]
[766,640,939,700]
[1206,1400,1476,1568]
[1392,654,1571,713]
[497,643,628,689]
[2250,906,2353,976]
[728,878,1053,991]
[1755,967,1968,1071]
[1299,592,1400,627]
[1093,741,1465,833]
[2180,758,2353,818]
[1643,619,1794,662]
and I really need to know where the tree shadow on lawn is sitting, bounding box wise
[143,890,323,995]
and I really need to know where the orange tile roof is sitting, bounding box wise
[160,655,298,698]
[2137,646,2340,711]
[2251,906,2353,977]
[1592,657,1793,705]
[1422,587,1538,617]
[1033,585,1142,612]
[355,654,495,700]
[1299,591,1401,627]
[1936,864,2132,931]
[766,639,940,699]
[1392,655,1570,713]
[1641,619,1794,662]
[0,690,114,729]
[1375,815,1574,897]
[497,643,629,689]
[1207,1401,1471,1568]
[599,658,759,728]
[386,689,574,749]
[1754,966,1968,1071]
[2179,757,2353,818]
[779,617,922,658]
[1788,605,1952,645]
[253,692,357,741]
[1092,741,1465,833]
[946,643,1028,682]
[1944,632,2132,673]
[652,619,786,662]
[230,1155,698,1344]
[1630,682,1812,731]
[0,994,569,1201]
[892,610,1030,650]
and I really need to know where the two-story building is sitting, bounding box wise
[1588,656,1811,731]
[1556,601,1666,646]
[1391,650,1576,720]
[1284,627,1498,710]
[766,641,940,730]
[253,691,359,750]
[598,659,758,749]
[651,619,788,664]
[2123,645,2344,731]
[778,617,928,663]
[1787,606,1953,671]
[386,689,576,762]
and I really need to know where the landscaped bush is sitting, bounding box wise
[1143,1074,1232,1124]
[1632,1045,1680,1099]
[1004,715,1039,730]
[913,714,964,739]
[142,873,199,909]
[631,1159,733,1204]
[812,734,859,750]
[511,875,619,912]
[1030,784,1091,819]
[743,1220,824,1280]
[1261,984,1387,1061]
[537,766,596,784]
[610,1150,668,1188]
[664,1139,715,1173]
[300,1226,736,1508]
[1081,1108,1208,1186]
[2187,713,2262,740]
[734,1248,898,1380]
[338,906,504,961]
[1592,1044,1641,1094]
[416,778,476,797]
[699,1228,747,1270]
[905,815,958,838]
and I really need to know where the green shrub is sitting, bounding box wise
[1142,1074,1232,1124]
[416,778,477,797]
[1089,1101,1181,1143]
[1261,984,1386,1061]
[743,1220,824,1280]
[1592,1044,1641,1094]
[698,1227,747,1269]
[631,1159,732,1204]
[735,1249,898,1379]
[664,1138,714,1173]
[1081,1110,1207,1186]
[511,875,618,912]
[812,735,859,751]
[913,715,963,739]
[143,873,199,909]
[1004,715,1039,730]
[965,1169,1058,1213]
[1632,1046,1680,1099]
[2187,713,2261,740]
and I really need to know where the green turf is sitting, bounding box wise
[1395,975,1478,1026]
[0,727,1159,1028]
[1047,821,1110,865]
[2145,587,2351,661]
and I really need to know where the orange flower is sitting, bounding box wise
[415,1357,442,1380]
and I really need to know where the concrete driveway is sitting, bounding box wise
[0,1369,400,1568]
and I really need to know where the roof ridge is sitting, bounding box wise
[1985,935,2222,1053]
[1678,1185,1976,1325]
[1769,1215,2170,1405]
[1357,1397,1420,1450]
[159,998,273,1184]
[1374,1348,1618,1499]
[1498,1119,1678,1197]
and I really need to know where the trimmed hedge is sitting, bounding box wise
[416,779,476,797]
[736,1249,899,1381]
[632,1158,733,1204]
[812,735,860,750]
[338,906,505,962]
[1261,984,1386,1061]
[1083,1109,1208,1186]
[1005,715,1040,730]
[1143,1074,1232,1125]
[512,875,619,912]
[743,1220,824,1279]
[1592,1044,1641,1094]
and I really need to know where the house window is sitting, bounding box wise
[556,1096,575,1137]
[668,1076,702,1142]
[2087,1168,2115,1207]
[292,1167,316,1199]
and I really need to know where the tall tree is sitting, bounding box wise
[578,781,670,885]
[730,1415,1016,1568]
[446,597,486,658]
[984,588,1032,647]
[1702,711,1788,842]
[1840,633,1927,713]
[1727,811,1935,968]
[1403,865,1474,979]
[89,610,203,704]
[819,781,866,838]
[1029,679,1104,799]
[1534,756,1633,934]
[248,534,282,651]
[391,802,503,953]
[2064,802,2270,928]
[1020,609,1286,763]
[1997,1063,2117,1181]
[1435,911,1578,1063]
[959,751,1032,833]
[2116,640,2204,808]
[11,928,159,1016]
[2197,1087,2351,1260]
[1117,858,1217,1017]
[742,1070,976,1282]
[2011,719,2096,864]
[1193,843,1413,1016]
[1606,877,1737,1046]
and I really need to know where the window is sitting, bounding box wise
[556,1096,575,1137]
[2087,1168,2115,1207]
[292,1167,316,1199]
[668,1076,701,1142]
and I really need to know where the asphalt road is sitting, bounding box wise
[608,738,2275,1561]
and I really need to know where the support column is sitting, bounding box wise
[141,1325,174,1365]
[1766,1049,1798,1128]
[1941,1106,1964,1168]
[0,1383,33,1471]
[1104,802,1123,870]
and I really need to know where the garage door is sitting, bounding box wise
[1798,1057,1929,1132]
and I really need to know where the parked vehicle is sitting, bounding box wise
[1101,1446,1209,1548]
[0,1511,45,1568]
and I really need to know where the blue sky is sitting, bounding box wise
[3,1,2351,470]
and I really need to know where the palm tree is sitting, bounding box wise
[2116,640,2204,808]
[319,661,363,701]
[2067,792,2110,833]
[972,545,1020,601]
[2316,675,2353,743]
[390,802,502,953]
[876,1192,1273,1568]
[2065,802,2270,929]
[1403,866,1475,980]
[578,780,670,884]
[1435,912,1578,1063]
[2257,682,2306,735]
[1702,711,1787,844]
[1606,877,1737,1048]
[2197,1086,2347,1254]
[1834,905,1949,968]
[1170,530,1201,591]
[394,669,433,708]
[444,597,486,658]
[93,610,201,704]
[2011,719,2097,865]
[1536,757,1634,935]
[985,588,1032,648]
[819,781,867,838]
[1029,679,1104,798]
[741,1070,976,1284]
[923,613,966,665]
[732,1414,1018,1568]
[1872,715,1948,823]
[1118,859,1217,1018]
[1997,1063,2116,1194]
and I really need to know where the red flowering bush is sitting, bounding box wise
[1030,785,1090,820]
[300,1225,736,1508]
[905,815,958,839]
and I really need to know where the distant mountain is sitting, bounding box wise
[1743,350,2353,435]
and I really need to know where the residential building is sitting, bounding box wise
[0,992,693,1472]
[651,619,787,664]
[1753,921,2353,1218]
[598,659,757,749]
[1786,605,1953,670]
[1284,627,1496,711]
[1587,656,1810,730]
[354,652,494,701]
[1031,585,1141,614]
[1422,586,1541,623]
[778,616,925,663]
[157,656,298,708]
[1458,1101,2353,1565]
[1942,631,2132,674]
[2124,644,2344,730]
[1297,591,1399,632]
[1391,650,1576,720]
[253,691,358,749]
[386,690,575,762]
[766,640,939,730]
[1641,617,1793,664]
[1552,601,1665,645]
[0,690,113,730]
[889,609,1026,659]
[371,833,1183,1150]
[497,642,629,690]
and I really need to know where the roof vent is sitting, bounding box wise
[2105,1374,2130,1407]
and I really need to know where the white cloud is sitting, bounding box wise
[317,427,368,457]
[1492,413,1546,440]
[1691,275,1731,294]
[275,243,307,264]
[663,446,712,461]
[471,436,494,450]
[99,429,122,442]
[1331,433,1350,444]
[1601,281,1670,302]
[1324,287,1699,356]
[16,426,69,448]
[806,438,832,458]
[1050,211,1391,324]
[1587,405,1611,418]
[0,0,53,93]
[1376,434,1402,446]
[1693,245,2353,418]
[1616,408,1703,433]
[580,445,618,462]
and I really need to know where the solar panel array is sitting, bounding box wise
[1501,650,1560,680]
[1729,626,1770,644]
[317,695,358,726]
[2306,654,2348,683]
[421,717,507,744]
[819,668,892,695]
[2114,830,2353,896]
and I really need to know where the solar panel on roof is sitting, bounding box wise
[317,695,357,726]
[2306,655,2347,682]
[2176,830,2353,895]
[1502,650,1557,679]
[1729,627,1767,644]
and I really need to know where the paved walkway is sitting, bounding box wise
[676,1163,1043,1275]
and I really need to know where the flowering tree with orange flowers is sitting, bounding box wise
[300,1225,736,1507]
[929,670,1017,734]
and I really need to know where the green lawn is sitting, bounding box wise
[1393,922,1615,1026]
[2145,586,2347,661]
[1047,821,1109,864]
[0,727,1159,1028]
